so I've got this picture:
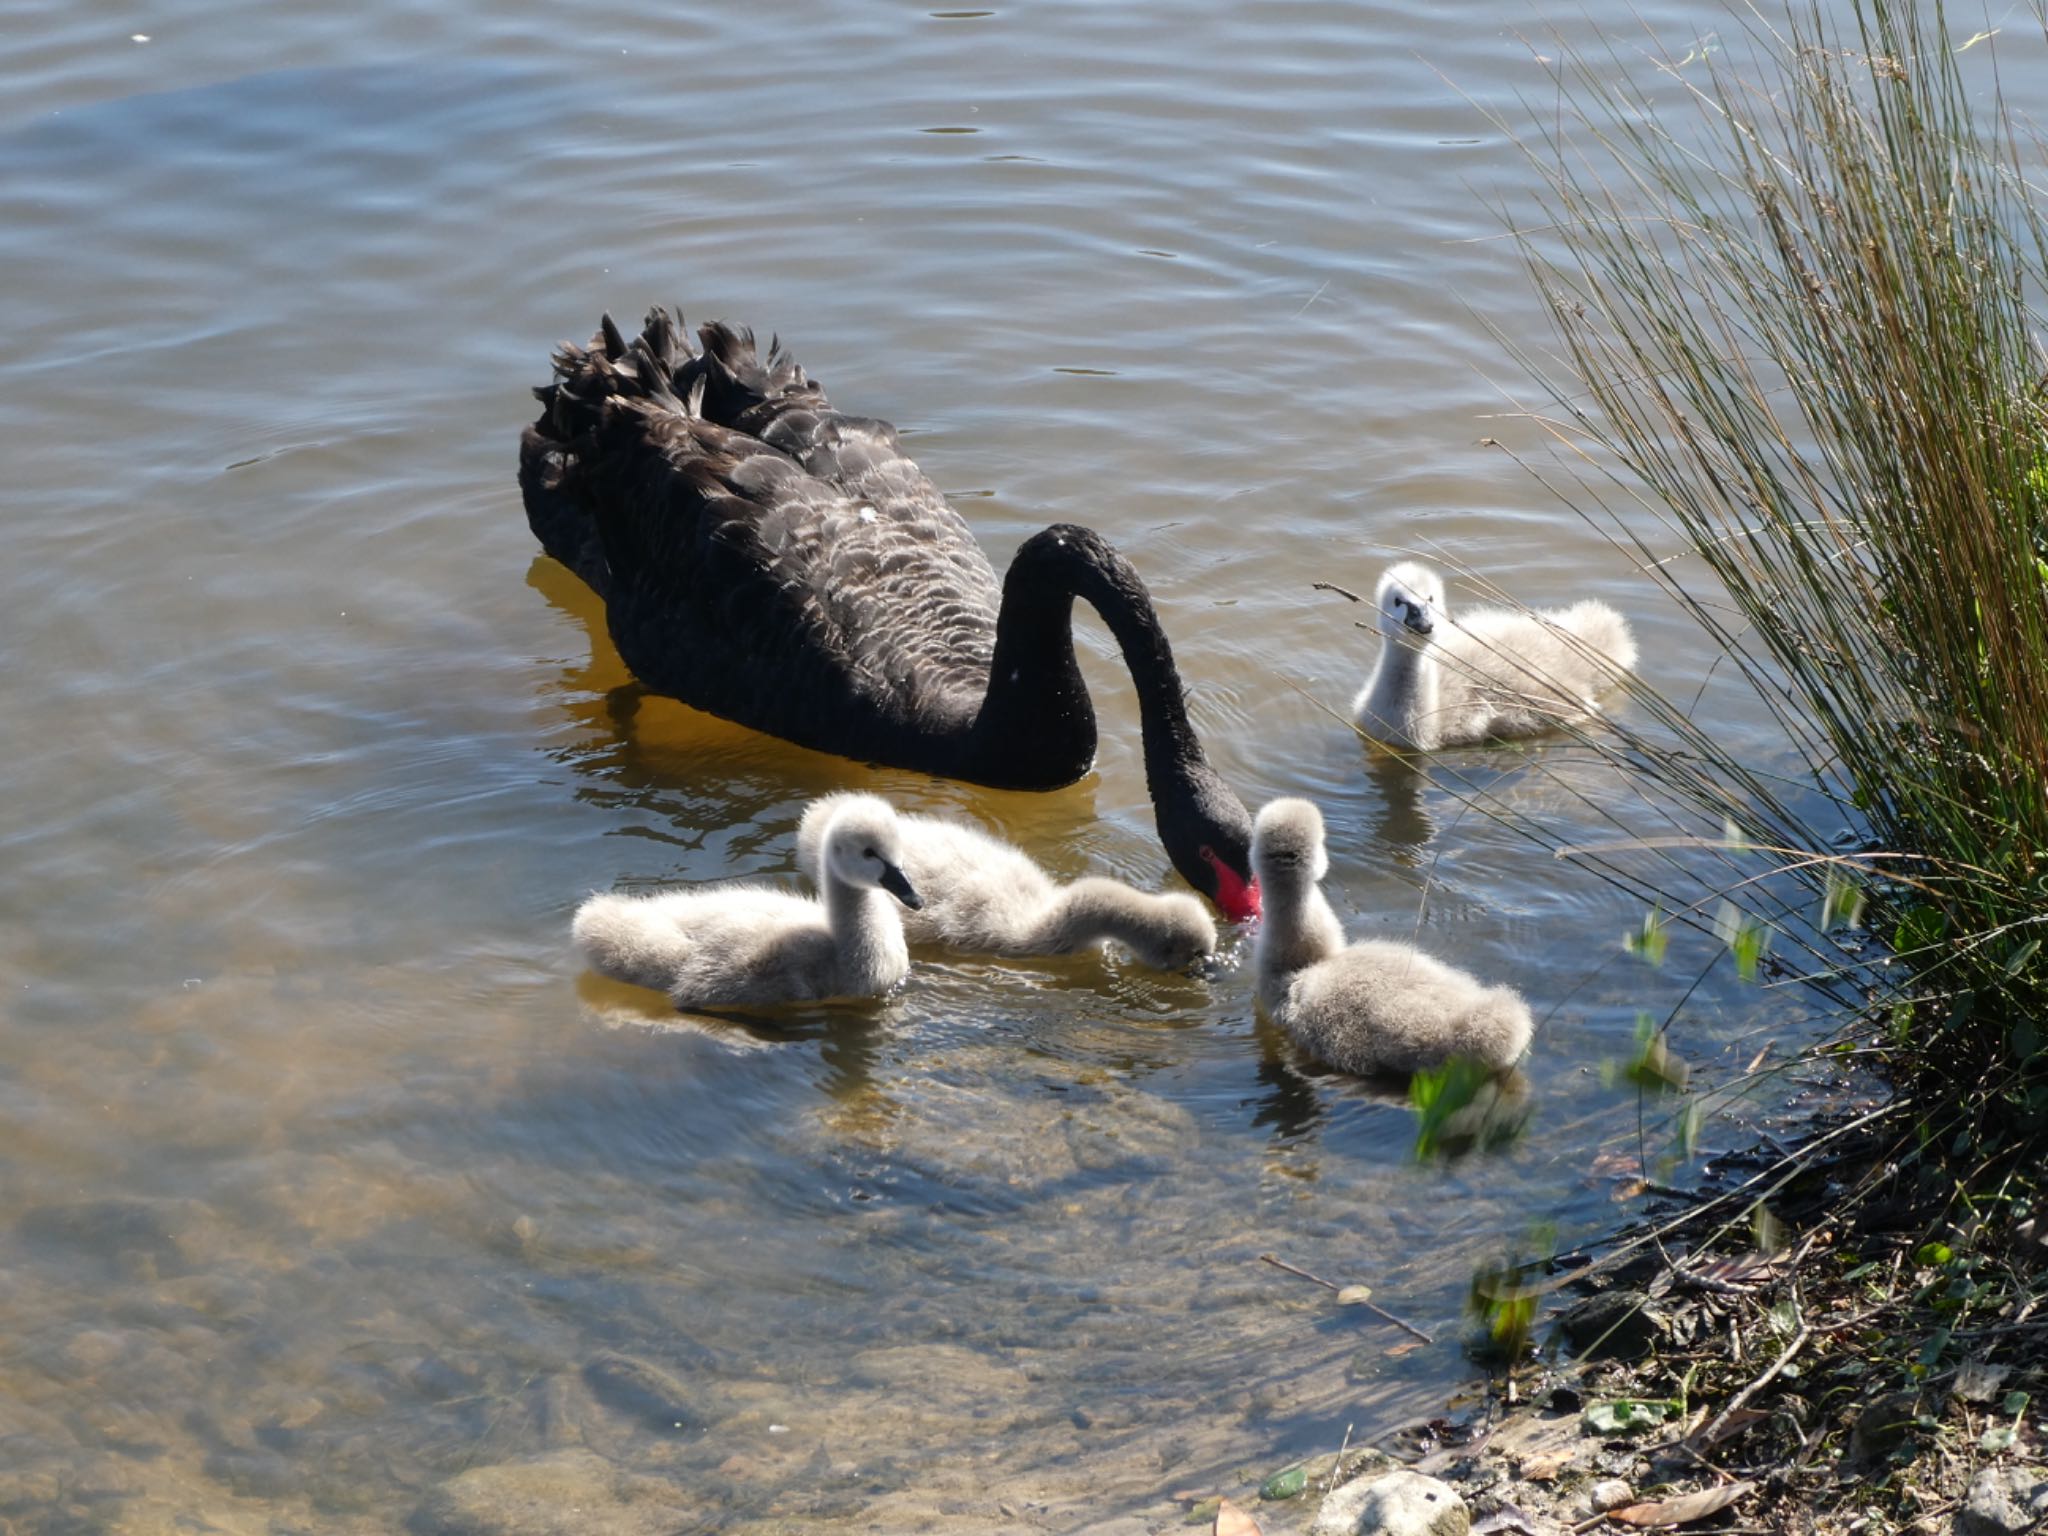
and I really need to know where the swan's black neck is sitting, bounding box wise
[967,524,1255,918]
[963,531,1099,788]
[968,524,1212,792]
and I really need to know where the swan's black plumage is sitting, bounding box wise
[519,309,1259,919]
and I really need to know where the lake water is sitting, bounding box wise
[2,4,2032,1532]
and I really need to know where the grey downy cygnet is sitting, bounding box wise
[1351,560,1637,751]
[572,797,923,1009]
[1251,797,1533,1075]
[795,792,1217,970]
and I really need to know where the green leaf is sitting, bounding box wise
[1980,1424,2016,1453]
[1821,868,1868,931]
[1258,1465,1308,1501]
[2004,937,2041,976]
[1915,1241,1953,1267]
[2000,1389,2031,1417]
[1625,907,1669,967]
[1917,1326,1953,1372]
[1892,905,1945,958]
[1713,901,1770,982]
[1607,1012,1690,1095]
[1583,1398,1679,1435]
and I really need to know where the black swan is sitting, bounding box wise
[519,308,1260,922]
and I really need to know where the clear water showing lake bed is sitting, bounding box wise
[2,4,2030,1531]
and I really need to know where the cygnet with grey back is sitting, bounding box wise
[1251,797,1533,1075]
[572,798,922,1009]
[795,791,1217,971]
[1351,560,1637,751]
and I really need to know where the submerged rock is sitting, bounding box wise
[580,1351,702,1434]
[1310,1470,1469,1536]
[415,1449,691,1536]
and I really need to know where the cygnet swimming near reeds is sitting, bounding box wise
[572,797,922,1009]
[795,791,1218,970]
[1350,560,1638,751]
[1250,797,1533,1076]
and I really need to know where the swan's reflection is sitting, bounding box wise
[576,971,891,1112]
[1361,749,1436,860]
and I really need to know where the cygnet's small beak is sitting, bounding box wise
[878,863,923,910]
[1406,604,1436,637]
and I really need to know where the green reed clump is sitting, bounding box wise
[1501,1,2048,1140]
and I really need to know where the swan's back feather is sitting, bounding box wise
[797,793,1055,949]
[573,885,861,1009]
[1273,940,1533,1076]
[535,332,1005,763]
[796,792,1213,966]
[1443,600,1635,724]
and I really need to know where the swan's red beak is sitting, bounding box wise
[1210,862,1262,926]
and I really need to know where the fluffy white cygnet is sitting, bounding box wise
[572,798,922,1009]
[1350,560,1638,751]
[795,792,1217,970]
[1251,797,1533,1076]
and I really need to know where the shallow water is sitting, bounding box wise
[1,5,2033,1532]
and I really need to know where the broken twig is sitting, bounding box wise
[1257,1253,1435,1344]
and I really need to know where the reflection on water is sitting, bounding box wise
[2,0,2018,1530]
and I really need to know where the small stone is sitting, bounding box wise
[1955,1465,2048,1536]
[1588,1480,1634,1514]
[1310,1470,1470,1536]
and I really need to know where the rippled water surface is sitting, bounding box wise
[3,4,2036,1532]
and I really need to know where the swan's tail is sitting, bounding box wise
[521,309,708,589]
[1462,985,1536,1070]
[1557,599,1639,676]
[693,321,828,435]
[571,892,692,994]
[531,308,701,445]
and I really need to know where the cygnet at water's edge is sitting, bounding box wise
[1350,560,1638,751]
[572,798,923,1009]
[1250,798,1533,1076]
[795,792,1218,970]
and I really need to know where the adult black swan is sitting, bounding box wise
[518,308,1261,923]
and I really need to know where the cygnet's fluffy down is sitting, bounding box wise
[1351,560,1638,751]
[795,791,1217,970]
[1251,797,1533,1076]
[572,798,922,1009]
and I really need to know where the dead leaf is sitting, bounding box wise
[1611,1481,1754,1528]
[1336,1284,1374,1306]
[1472,1505,1542,1536]
[1517,1448,1576,1482]
[1385,1339,1428,1358]
[1684,1407,1770,1450]
[1215,1497,1262,1536]
[1955,1358,2011,1404]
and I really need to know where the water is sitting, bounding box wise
[1,4,2032,1531]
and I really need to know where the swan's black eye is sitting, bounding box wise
[863,845,878,860]
[1198,844,1216,864]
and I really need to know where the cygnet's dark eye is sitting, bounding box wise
[863,845,878,860]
